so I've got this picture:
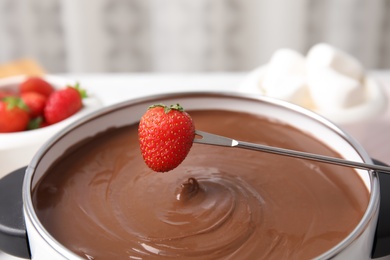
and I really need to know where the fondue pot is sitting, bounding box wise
[0,92,390,259]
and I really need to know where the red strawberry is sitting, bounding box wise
[19,77,55,97]
[138,104,195,172]
[21,92,47,118]
[0,97,30,133]
[44,84,86,125]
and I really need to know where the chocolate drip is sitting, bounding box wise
[177,177,200,202]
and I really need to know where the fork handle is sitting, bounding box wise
[236,141,390,173]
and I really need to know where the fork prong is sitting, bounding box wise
[194,130,235,147]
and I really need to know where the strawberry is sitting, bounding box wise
[21,92,47,118]
[138,104,195,172]
[0,97,30,133]
[44,83,86,125]
[19,77,54,97]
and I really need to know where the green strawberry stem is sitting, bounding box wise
[3,96,29,111]
[70,82,88,99]
[148,103,184,114]
[27,117,43,130]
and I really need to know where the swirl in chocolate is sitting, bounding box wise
[33,110,369,259]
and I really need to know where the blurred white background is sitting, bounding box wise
[0,0,389,73]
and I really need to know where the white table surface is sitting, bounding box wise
[2,71,390,259]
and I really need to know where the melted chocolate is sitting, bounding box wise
[32,110,369,259]
[177,178,200,202]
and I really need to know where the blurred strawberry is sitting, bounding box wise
[0,97,30,133]
[21,92,47,118]
[19,77,55,97]
[44,84,86,125]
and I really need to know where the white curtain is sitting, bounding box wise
[0,0,389,73]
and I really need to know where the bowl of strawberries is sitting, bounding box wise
[0,75,103,178]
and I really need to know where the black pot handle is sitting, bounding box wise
[372,159,390,258]
[0,167,30,259]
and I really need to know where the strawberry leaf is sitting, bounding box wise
[69,82,88,99]
[148,103,184,114]
[169,103,184,112]
[3,97,29,111]
[148,103,166,109]
[27,117,43,130]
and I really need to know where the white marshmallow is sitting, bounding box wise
[306,43,365,82]
[307,68,366,111]
[266,48,306,75]
[262,74,309,106]
[260,49,308,105]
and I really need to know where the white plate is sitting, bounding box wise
[238,66,387,125]
[0,75,103,178]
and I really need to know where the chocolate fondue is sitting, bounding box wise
[32,110,369,259]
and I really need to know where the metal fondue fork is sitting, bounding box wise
[193,130,390,173]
